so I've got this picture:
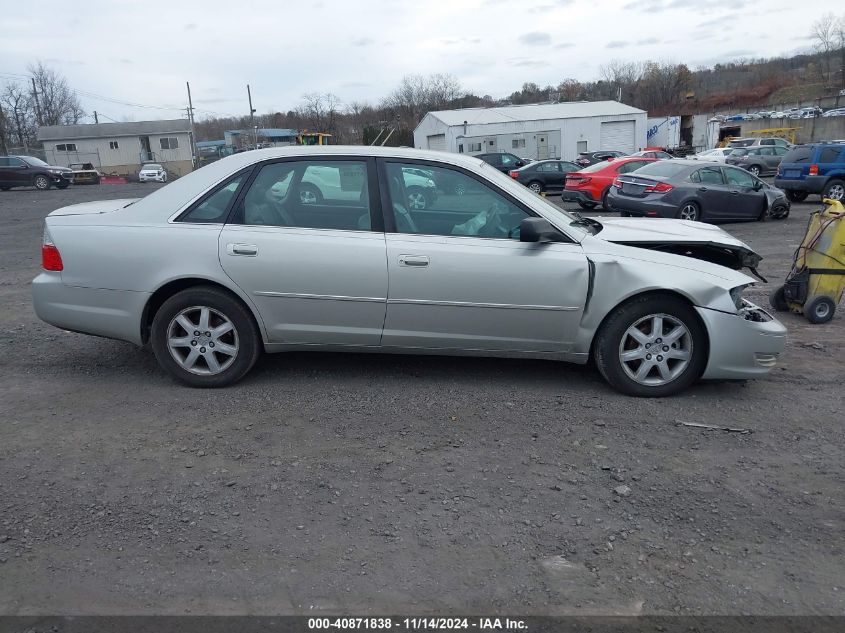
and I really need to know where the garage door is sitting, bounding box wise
[427,134,446,152]
[600,121,636,154]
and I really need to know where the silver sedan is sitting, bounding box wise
[33,146,786,396]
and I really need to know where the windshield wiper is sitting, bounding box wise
[569,212,602,234]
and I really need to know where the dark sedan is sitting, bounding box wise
[507,159,580,194]
[607,160,790,223]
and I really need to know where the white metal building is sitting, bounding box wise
[413,101,648,161]
[37,119,194,177]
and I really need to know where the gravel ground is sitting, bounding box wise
[0,183,843,616]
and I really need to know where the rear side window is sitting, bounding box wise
[177,174,245,223]
[819,147,843,163]
[629,161,687,177]
[782,147,813,163]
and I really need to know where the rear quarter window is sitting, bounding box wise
[819,147,844,163]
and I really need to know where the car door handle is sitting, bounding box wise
[227,243,259,256]
[697,187,708,192]
[398,254,429,267]
[730,190,740,195]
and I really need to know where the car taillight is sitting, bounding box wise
[508,170,519,178]
[42,226,63,271]
[644,182,674,193]
[567,176,590,185]
[612,178,623,188]
[809,164,819,175]
[577,159,589,165]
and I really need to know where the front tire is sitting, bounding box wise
[748,165,761,177]
[594,295,707,397]
[34,175,50,190]
[822,179,845,202]
[151,286,261,387]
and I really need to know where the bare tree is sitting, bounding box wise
[811,13,838,85]
[0,82,35,147]
[382,73,463,126]
[296,92,343,139]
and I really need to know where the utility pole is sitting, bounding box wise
[93,111,99,124]
[247,84,257,147]
[0,103,8,155]
[186,81,197,167]
[31,77,43,126]
[12,106,28,152]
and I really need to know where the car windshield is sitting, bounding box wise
[143,164,163,171]
[21,156,49,167]
[629,162,687,178]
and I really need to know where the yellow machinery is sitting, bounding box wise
[747,127,800,144]
[770,199,845,323]
[296,132,332,146]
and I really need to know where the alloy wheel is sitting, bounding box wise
[618,313,692,386]
[300,189,318,204]
[827,184,845,200]
[748,166,760,177]
[679,204,699,221]
[166,306,239,376]
[529,183,542,194]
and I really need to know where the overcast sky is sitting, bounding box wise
[0,0,829,123]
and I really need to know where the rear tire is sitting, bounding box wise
[601,187,612,211]
[594,294,707,397]
[748,165,761,177]
[527,181,543,194]
[822,179,845,202]
[804,295,836,324]
[769,286,789,312]
[151,286,261,387]
[677,201,700,221]
[578,201,596,209]
[786,190,808,202]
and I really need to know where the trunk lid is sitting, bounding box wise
[48,199,140,217]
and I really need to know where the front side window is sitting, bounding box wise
[385,162,529,239]
[500,154,519,167]
[178,174,245,223]
[238,160,370,231]
[160,137,179,150]
[724,167,756,187]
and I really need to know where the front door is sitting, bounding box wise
[722,166,766,220]
[690,165,734,220]
[379,160,589,353]
[218,157,388,346]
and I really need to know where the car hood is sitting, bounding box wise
[594,217,765,278]
[48,199,140,217]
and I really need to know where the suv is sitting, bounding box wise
[0,156,73,190]
[724,145,789,177]
[475,152,525,173]
[728,137,792,149]
[774,142,845,202]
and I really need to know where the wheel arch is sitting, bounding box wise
[141,277,266,345]
[585,289,711,369]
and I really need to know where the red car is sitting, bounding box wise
[561,157,657,210]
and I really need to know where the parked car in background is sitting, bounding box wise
[691,148,734,163]
[575,150,628,167]
[0,156,72,191]
[822,108,845,117]
[630,149,674,159]
[725,114,746,121]
[31,145,787,397]
[800,106,822,118]
[561,157,657,210]
[608,160,790,223]
[724,145,789,177]
[68,163,101,185]
[139,163,168,183]
[774,142,845,202]
[728,137,792,149]
[507,159,580,194]
[475,152,525,173]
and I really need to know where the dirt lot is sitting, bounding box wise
[0,183,843,616]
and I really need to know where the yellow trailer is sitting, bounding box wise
[770,199,845,323]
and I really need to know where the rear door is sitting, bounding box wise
[536,161,563,190]
[4,157,29,186]
[722,166,766,220]
[218,157,389,346]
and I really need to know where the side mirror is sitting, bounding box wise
[753,180,763,191]
[515,161,525,168]
[520,217,560,243]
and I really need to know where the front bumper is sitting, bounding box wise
[561,189,597,204]
[139,174,166,182]
[606,189,677,217]
[696,302,787,380]
[32,272,149,345]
